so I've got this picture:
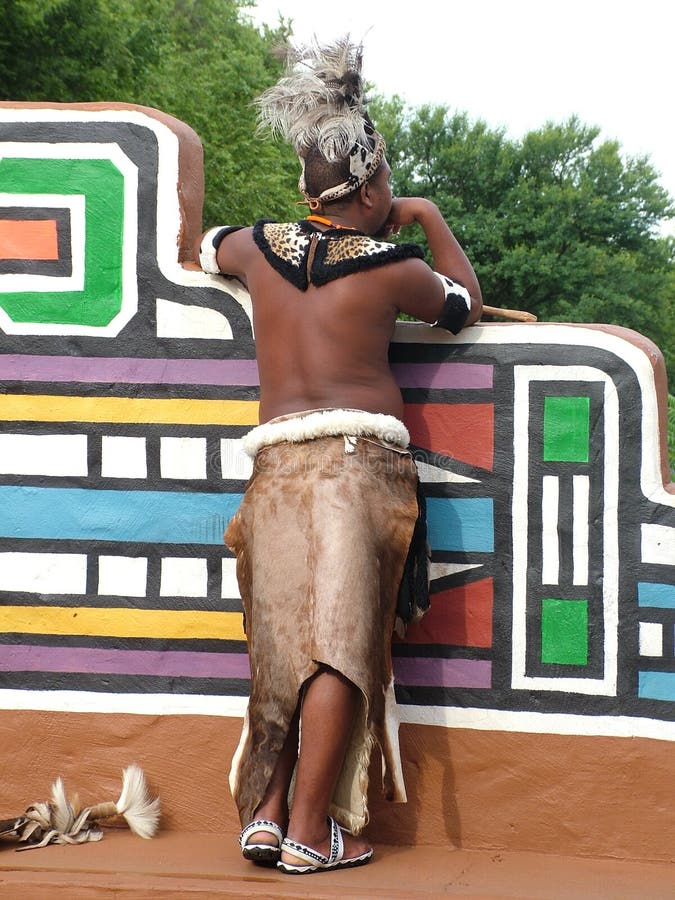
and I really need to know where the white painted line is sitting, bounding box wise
[221,557,241,599]
[572,475,590,586]
[220,438,253,480]
[0,433,87,476]
[156,298,233,340]
[160,436,207,480]
[639,621,663,657]
[1,691,673,743]
[397,704,675,743]
[160,557,208,598]
[641,523,675,566]
[101,435,147,479]
[541,475,560,585]
[0,552,87,594]
[415,459,480,484]
[429,562,483,580]
[98,555,148,598]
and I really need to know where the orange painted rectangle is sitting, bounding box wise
[404,403,494,470]
[402,578,494,648]
[0,219,59,260]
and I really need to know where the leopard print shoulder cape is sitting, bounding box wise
[252,219,424,291]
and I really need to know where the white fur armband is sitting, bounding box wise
[198,226,243,274]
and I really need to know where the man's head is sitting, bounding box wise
[256,37,386,210]
[305,155,393,238]
[299,121,386,210]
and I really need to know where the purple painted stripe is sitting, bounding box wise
[0,645,251,679]
[391,363,493,390]
[0,355,260,387]
[393,656,491,688]
[0,356,492,391]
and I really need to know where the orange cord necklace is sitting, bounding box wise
[305,215,359,231]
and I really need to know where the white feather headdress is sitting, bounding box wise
[256,36,385,204]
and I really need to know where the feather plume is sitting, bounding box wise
[256,35,374,161]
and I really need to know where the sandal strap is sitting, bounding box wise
[280,816,344,866]
[280,836,329,866]
[327,816,344,864]
[239,819,283,848]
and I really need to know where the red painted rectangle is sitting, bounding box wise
[402,578,494,648]
[404,403,494,470]
[0,219,59,260]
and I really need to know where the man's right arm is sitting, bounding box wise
[385,198,482,327]
[194,226,254,283]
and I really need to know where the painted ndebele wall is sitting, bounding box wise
[0,103,673,862]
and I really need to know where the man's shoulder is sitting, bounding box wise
[250,219,427,291]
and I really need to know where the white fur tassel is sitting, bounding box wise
[13,766,160,850]
[50,777,74,834]
[114,764,160,839]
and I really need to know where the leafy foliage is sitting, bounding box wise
[373,98,675,390]
[0,0,300,223]
[669,394,675,477]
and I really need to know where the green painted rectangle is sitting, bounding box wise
[543,396,590,462]
[541,598,588,665]
[0,157,124,326]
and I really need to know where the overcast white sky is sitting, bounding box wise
[247,0,674,233]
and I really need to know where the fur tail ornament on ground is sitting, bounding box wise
[0,764,160,850]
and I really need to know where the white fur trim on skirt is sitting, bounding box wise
[241,408,410,458]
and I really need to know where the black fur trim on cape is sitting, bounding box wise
[252,219,424,291]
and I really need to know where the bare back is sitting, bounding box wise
[201,205,482,424]
[247,247,409,422]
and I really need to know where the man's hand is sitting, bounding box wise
[380,197,437,237]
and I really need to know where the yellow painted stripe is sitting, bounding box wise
[0,395,259,426]
[0,606,246,641]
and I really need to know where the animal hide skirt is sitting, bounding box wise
[224,411,420,834]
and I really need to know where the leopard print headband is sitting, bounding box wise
[298,128,386,209]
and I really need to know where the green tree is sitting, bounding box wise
[0,0,299,224]
[373,98,675,388]
[0,0,167,101]
[137,0,299,224]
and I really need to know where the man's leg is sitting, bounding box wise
[281,666,371,863]
[245,706,300,845]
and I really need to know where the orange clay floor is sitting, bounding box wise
[0,830,673,900]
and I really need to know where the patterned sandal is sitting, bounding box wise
[239,819,284,865]
[277,816,373,874]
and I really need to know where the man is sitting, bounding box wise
[196,38,481,874]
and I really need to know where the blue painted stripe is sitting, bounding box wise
[638,671,675,702]
[0,487,494,553]
[638,582,675,609]
[427,497,494,553]
[0,486,243,545]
